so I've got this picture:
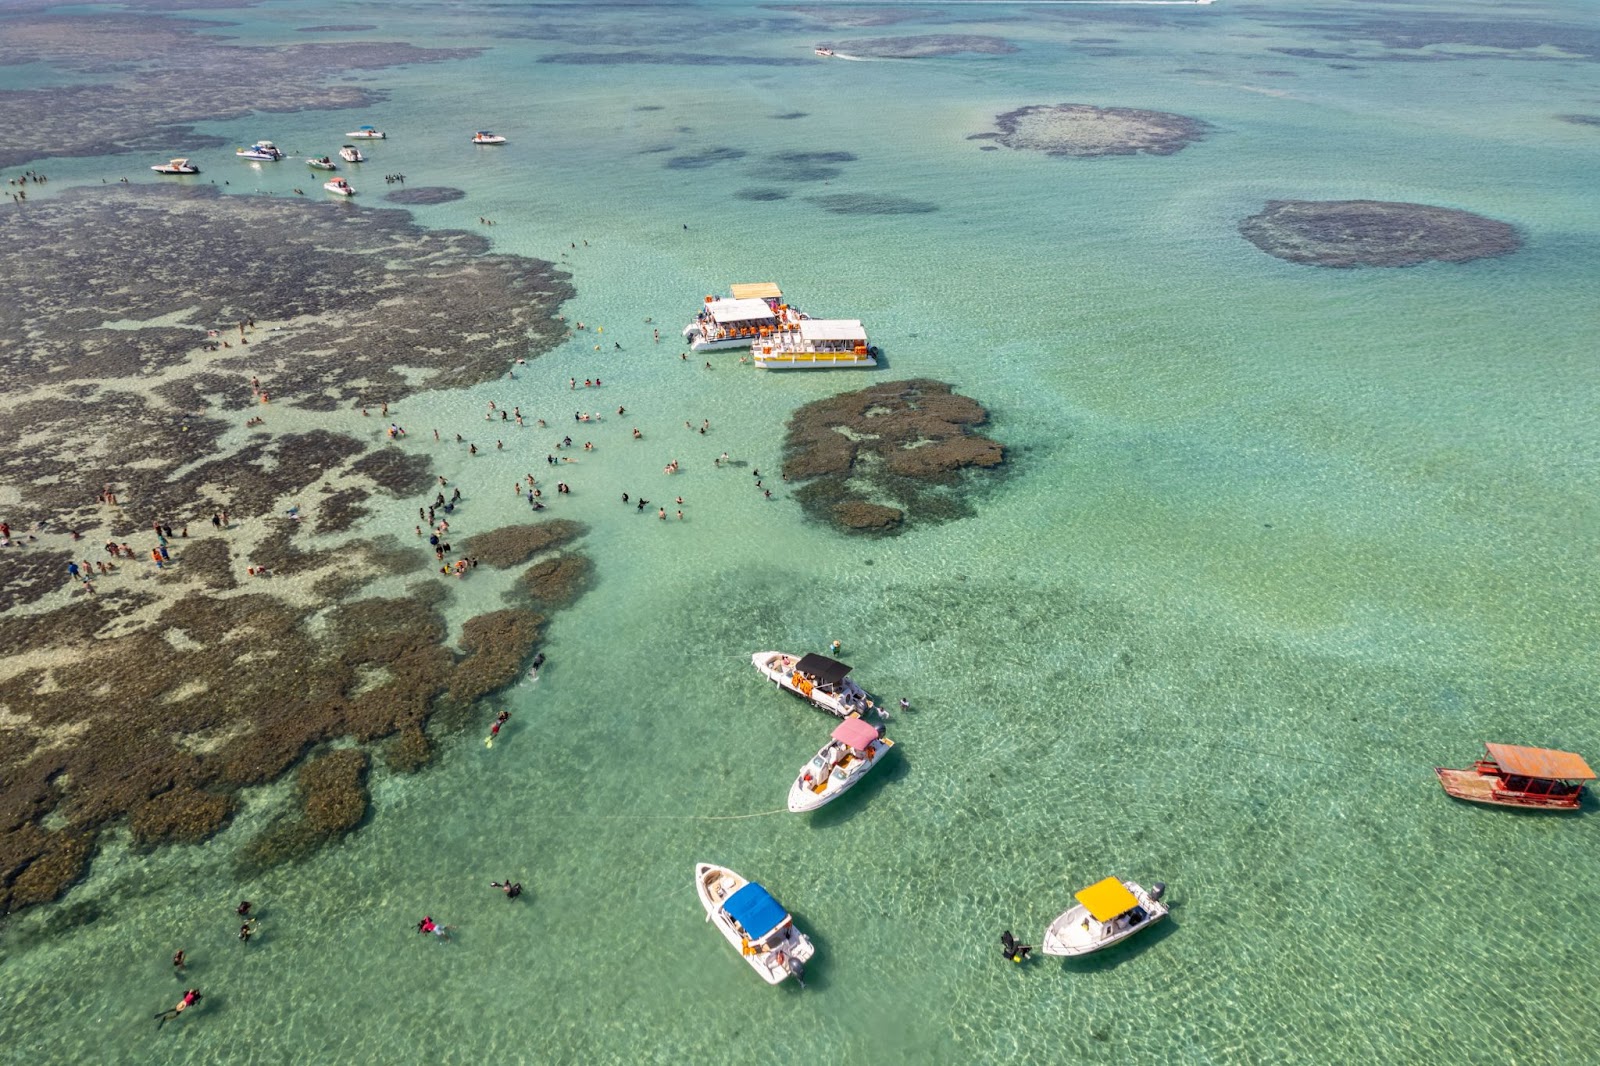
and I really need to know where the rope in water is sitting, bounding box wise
[541,806,790,822]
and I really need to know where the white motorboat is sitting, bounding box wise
[324,177,355,196]
[150,158,199,174]
[347,125,386,139]
[236,141,283,161]
[306,156,338,171]
[338,145,365,163]
[787,715,893,813]
[754,318,876,369]
[694,863,814,986]
[683,283,801,352]
[752,651,876,720]
[472,130,507,145]
[814,48,834,57]
[1041,878,1168,958]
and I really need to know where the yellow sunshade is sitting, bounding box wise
[1075,877,1138,922]
[729,282,782,301]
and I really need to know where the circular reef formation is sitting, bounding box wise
[1238,199,1521,268]
[971,103,1209,158]
[782,379,1005,535]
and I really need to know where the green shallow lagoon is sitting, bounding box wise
[2,0,1598,1062]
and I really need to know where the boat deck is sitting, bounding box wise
[1435,767,1583,808]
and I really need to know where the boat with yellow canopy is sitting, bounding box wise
[1435,743,1593,810]
[1041,876,1168,957]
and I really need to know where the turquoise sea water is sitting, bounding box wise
[2,1,1598,1062]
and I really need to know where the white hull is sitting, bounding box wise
[339,148,365,163]
[151,165,198,175]
[1041,881,1168,957]
[787,734,893,812]
[472,134,507,145]
[236,152,277,162]
[752,651,874,720]
[324,181,355,196]
[684,328,757,353]
[347,132,385,139]
[694,863,814,985]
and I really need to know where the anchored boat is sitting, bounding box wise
[753,651,876,719]
[237,141,284,162]
[150,158,199,174]
[338,145,365,163]
[1042,878,1168,957]
[695,863,814,985]
[306,156,338,171]
[754,318,876,369]
[472,130,507,144]
[683,283,803,352]
[347,125,386,139]
[1436,743,1593,810]
[788,715,893,813]
[324,177,355,197]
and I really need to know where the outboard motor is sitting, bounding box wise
[1150,882,1167,902]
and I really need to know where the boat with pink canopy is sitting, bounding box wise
[787,714,894,813]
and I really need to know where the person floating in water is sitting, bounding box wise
[490,879,523,899]
[236,901,253,917]
[490,710,510,739]
[239,919,259,943]
[417,916,451,939]
[1000,930,1032,963]
[171,949,186,976]
[154,988,202,1027]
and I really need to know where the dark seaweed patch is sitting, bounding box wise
[806,193,937,215]
[664,147,747,169]
[734,188,792,202]
[382,186,467,205]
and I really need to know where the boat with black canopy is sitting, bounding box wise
[752,651,876,719]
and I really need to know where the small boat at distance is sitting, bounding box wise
[814,48,834,57]
[306,156,338,171]
[695,863,814,986]
[338,145,365,163]
[1042,878,1168,957]
[237,141,284,162]
[472,130,507,145]
[788,715,893,813]
[752,651,876,719]
[150,158,199,174]
[754,318,876,370]
[1436,743,1593,810]
[324,177,355,197]
[683,283,803,352]
[347,125,385,139]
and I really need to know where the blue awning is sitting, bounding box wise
[723,883,787,941]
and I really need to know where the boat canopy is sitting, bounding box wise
[729,282,782,301]
[793,653,850,686]
[723,883,788,941]
[798,319,867,342]
[1075,877,1139,922]
[1486,743,1595,780]
[707,298,777,324]
[832,717,880,751]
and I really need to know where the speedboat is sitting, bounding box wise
[306,156,338,171]
[788,715,893,813]
[472,130,507,145]
[754,319,876,370]
[814,48,834,57]
[347,125,385,139]
[151,158,199,174]
[338,145,365,163]
[1436,743,1593,810]
[324,178,355,196]
[683,283,802,352]
[694,863,814,986]
[752,651,876,719]
[236,141,283,161]
[1042,878,1168,957]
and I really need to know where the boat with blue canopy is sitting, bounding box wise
[695,863,814,985]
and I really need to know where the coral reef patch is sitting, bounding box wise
[1238,199,1521,268]
[782,379,1004,535]
[973,103,1210,158]
[383,186,468,205]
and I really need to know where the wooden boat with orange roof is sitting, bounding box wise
[1435,743,1593,810]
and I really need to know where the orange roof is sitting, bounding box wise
[1486,743,1595,781]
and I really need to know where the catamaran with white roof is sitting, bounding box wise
[754,318,876,369]
[752,651,877,719]
[1041,877,1168,957]
[788,715,894,812]
[695,863,814,985]
[684,283,802,352]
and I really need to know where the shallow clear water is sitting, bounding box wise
[3,0,1598,1062]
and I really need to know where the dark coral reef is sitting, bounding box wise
[1238,199,1521,268]
[782,379,1005,534]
